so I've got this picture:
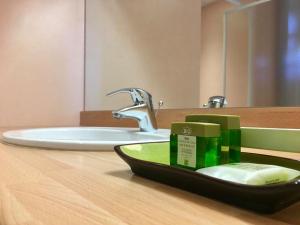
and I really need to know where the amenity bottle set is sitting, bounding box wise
[170,114,241,170]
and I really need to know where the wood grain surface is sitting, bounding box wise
[0,129,299,224]
[80,107,300,129]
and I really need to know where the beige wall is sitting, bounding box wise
[85,0,202,110]
[200,0,254,107]
[225,7,249,107]
[226,0,278,107]
[201,0,280,107]
[0,0,85,127]
[251,0,278,106]
[200,1,232,106]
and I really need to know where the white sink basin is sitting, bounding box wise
[2,127,170,150]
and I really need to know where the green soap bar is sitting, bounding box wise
[185,114,240,130]
[171,122,220,137]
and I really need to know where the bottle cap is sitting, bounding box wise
[171,122,220,137]
[185,114,240,130]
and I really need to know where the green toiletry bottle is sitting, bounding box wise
[185,114,241,164]
[170,122,221,170]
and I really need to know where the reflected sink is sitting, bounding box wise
[2,127,170,150]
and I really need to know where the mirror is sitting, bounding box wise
[84,0,300,110]
[225,0,300,107]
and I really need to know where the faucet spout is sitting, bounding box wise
[107,88,158,132]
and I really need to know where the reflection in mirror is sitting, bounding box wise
[85,0,300,110]
[84,0,203,110]
[225,0,300,107]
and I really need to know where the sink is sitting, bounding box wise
[2,127,170,150]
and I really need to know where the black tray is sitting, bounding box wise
[114,142,300,214]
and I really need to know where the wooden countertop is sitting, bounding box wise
[0,140,299,224]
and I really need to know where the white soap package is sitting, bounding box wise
[196,163,300,185]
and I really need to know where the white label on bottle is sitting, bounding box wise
[177,135,196,167]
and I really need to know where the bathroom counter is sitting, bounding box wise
[0,141,299,225]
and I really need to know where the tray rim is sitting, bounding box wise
[114,141,300,190]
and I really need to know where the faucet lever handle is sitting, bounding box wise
[106,88,152,106]
[155,100,164,117]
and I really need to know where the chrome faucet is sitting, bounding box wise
[204,96,228,108]
[106,88,158,132]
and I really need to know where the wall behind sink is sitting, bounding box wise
[85,0,202,110]
[0,0,85,128]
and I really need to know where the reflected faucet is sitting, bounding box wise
[106,88,158,132]
[204,96,228,108]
